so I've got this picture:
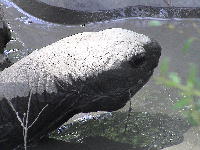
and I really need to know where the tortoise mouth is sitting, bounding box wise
[144,41,162,58]
[142,40,162,69]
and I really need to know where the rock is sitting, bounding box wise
[11,0,200,25]
[0,14,11,53]
[38,0,200,10]
[0,7,11,71]
[0,54,12,71]
[0,28,161,148]
[162,127,200,150]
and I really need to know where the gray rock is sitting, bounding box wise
[37,0,200,11]
[0,28,161,148]
[0,54,12,71]
[38,0,200,10]
[0,7,11,71]
[11,0,200,25]
[0,11,10,53]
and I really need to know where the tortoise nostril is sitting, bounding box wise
[129,55,146,68]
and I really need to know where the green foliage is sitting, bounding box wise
[181,38,197,53]
[148,21,162,27]
[169,72,181,84]
[156,67,200,125]
[156,58,200,125]
[160,58,169,76]
[187,64,198,88]
[173,97,191,109]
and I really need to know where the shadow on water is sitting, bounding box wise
[34,111,191,150]
[6,0,200,25]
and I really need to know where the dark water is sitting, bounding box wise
[0,0,200,149]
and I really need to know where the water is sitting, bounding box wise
[0,0,200,149]
[0,0,52,25]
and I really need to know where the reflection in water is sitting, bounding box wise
[50,111,190,150]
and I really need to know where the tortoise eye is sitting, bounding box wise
[129,55,146,68]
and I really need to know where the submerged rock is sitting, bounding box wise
[0,28,161,148]
[50,112,190,150]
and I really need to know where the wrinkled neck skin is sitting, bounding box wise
[0,29,161,148]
